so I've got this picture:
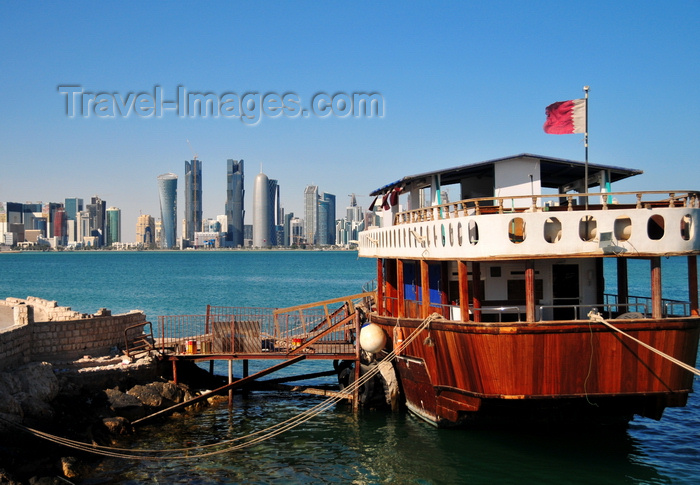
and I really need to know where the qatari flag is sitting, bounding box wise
[543,98,586,134]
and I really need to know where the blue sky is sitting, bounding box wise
[2,1,699,241]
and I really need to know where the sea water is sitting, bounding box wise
[1,251,699,484]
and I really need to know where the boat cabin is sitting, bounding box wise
[358,154,700,324]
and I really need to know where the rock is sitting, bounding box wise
[16,393,54,420]
[104,388,145,421]
[60,456,89,479]
[127,384,166,408]
[102,416,132,435]
[15,362,59,402]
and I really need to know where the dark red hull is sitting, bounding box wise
[371,314,700,427]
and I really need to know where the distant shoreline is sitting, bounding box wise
[0,247,358,254]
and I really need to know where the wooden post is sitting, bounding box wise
[458,260,469,322]
[421,260,430,319]
[228,359,233,409]
[689,255,699,316]
[172,359,178,384]
[397,259,405,318]
[525,260,535,322]
[617,258,629,310]
[472,262,482,322]
[651,257,662,318]
[353,309,361,411]
[243,359,249,398]
[376,259,385,316]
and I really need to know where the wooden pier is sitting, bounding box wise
[128,292,374,424]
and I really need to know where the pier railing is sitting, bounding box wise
[157,292,374,358]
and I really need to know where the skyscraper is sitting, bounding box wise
[268,178,279,246]
[64,197,83,242]
[105,207,121,246]
[157,173,178,249]
[253,171,270,247]
[304,185,318,245]
[136,214,156,247]
[184,158,202,241]
[87,196,106,246]
[322,192,336,245]
[225,159,244,247]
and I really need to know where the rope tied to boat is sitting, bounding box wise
[0,313,443,461]
[587,310,700,376]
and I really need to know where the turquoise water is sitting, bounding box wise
[1,251,700,484]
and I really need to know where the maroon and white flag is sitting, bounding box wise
[543,98,586,134]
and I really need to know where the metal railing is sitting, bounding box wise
[393,190,700,226]
[158,293,373,357]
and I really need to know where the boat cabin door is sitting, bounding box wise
[552,264,580,320]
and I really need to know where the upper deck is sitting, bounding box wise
[358,154,700,261]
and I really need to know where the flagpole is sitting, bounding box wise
[583,85,589,209]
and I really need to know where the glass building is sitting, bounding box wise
[225,159,244,247]
[157,173,178,249]
[184,159,202,242]
[105,206,121,246]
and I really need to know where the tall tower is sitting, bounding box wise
[64,197,83,242]
[87,196,106,246]
[157,173,178,249]
[105,207,121,246]
[136,214,156,247]
[184,158,202,241]
[268,178,279,246]
[322,192,336,245]
[304,185,319,245]
[253,171,270,247]
[225,159,245,247]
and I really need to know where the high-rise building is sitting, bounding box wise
[105,207,121,246]
[86,196,106,246]
[318,198,329,245]
[322,192,336,245]
[225,159,245,247]
[157,173,178,249]
[304,185,318,245]
[253,171,271,247]
[184,159,202,241]
[268,178,280,246]
[136,214,156,247]
[283,212,294,246]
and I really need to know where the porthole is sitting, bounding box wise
[544,217,562,243]
[449,223,454,247]
[441,224,446,247]
[457,222,463,246]
[433,225,438,246]
[579,216,597,242]
[508,217,526,244]
[468,220,479,245]
[648,214,665,240]
[614,216,632,241]
[681,214,692,241]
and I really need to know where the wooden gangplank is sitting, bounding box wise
[132,355,306,427]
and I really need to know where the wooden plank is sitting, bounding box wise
[132,355,306,427]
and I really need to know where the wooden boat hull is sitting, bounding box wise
[370,314,700,427]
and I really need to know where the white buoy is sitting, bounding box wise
[359,323,387,353]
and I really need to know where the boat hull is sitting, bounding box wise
[371,314,700,427]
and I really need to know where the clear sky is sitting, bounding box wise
[2,1,699,242]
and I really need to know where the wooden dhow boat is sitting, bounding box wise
[357,154,700,427]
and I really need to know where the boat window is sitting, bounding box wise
[441,224,446,247]
[457,222,463,246]
[647,214,665,240]
[544,217,562,243]
[508,217,526,243]
[433,225,438,246]
[614,216,632,241]
[681,214,692,241]
[579,216,597,242]
[449,223,454,247]
[468,220,479,245]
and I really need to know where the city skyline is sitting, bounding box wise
[2,3,699,243]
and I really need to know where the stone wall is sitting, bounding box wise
[0,297,148,370]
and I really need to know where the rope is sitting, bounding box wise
[0,313,442,461]
[587,310,700,376]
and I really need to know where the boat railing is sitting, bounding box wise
[393,190,700,226]
[605,293,690,317]
[536,302,650,321]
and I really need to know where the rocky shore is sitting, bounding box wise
[0,352,226,484]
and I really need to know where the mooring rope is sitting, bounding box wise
[587,310,700,376]
[0,313,442,461]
